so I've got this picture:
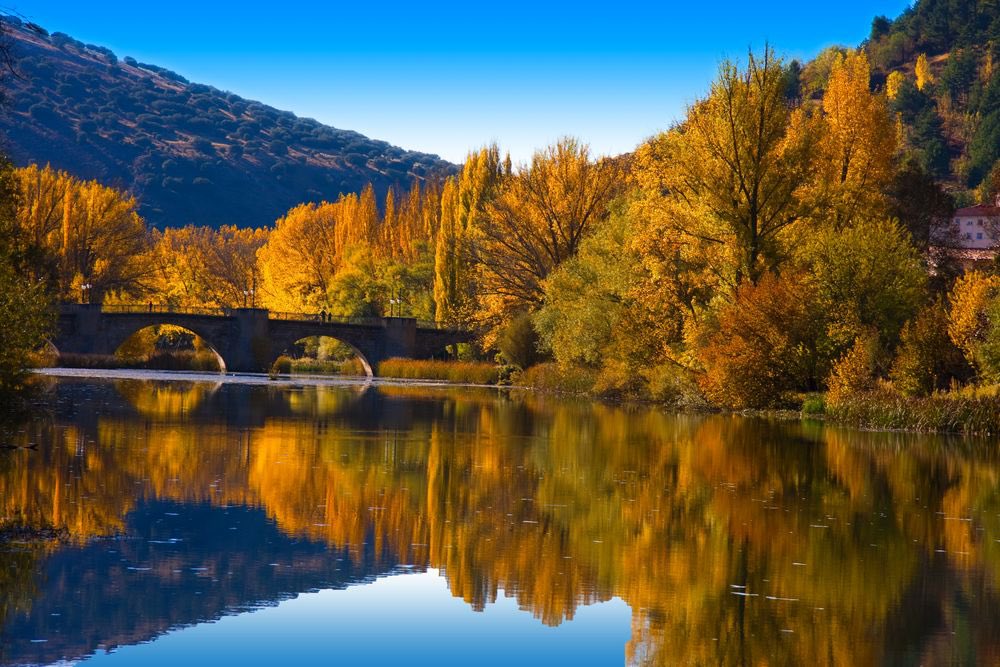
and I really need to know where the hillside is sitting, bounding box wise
[864,0,1000,196]
[0,17,456,229]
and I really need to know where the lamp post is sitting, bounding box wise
[81,282,92,305]
[243,289,248,308]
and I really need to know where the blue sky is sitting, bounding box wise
[8,1,912,163]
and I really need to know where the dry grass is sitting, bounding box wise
[514,363,597,395]
[827,388,1000,435]
[377,358,499,385]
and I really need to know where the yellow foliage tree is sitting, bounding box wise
[915,53,933,91]
[885,71,904,99]
[811,50,897,226]
[633,48,818,288]
[472,138,623,340]
[14,164,149,303]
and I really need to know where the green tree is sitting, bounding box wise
[635,47,818,287]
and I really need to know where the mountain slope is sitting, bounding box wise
[864,0,1000,194]
[0,18,456,229]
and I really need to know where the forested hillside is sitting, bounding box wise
[858,0,1000,197]
[0,17,455,229]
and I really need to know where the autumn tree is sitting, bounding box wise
[697,272,829,408]
[14,164,149,303]
[635,48,818,287]
[471,138,623,338]
[257,201,343,312]
[886,71,904,100]
[152,225,268,308]
[947,271,1000,382]
[915,53,933,91]
[809,50,897,226]
[433,145,505,325]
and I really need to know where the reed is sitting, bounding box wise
[377,358,499,385]
[827,388,1000,435]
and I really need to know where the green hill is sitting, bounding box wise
[865,0,1000,196]
[0,17,456,229]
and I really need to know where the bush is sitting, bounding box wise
[698,273,828,409]
[515,362,596,395]
[826,333,880,403]
[377,358,498,385]
[288,357,365,376]
[801,394,826,415]
[890,301,970,396]
[270,355,293,375]
[497,313,541,369]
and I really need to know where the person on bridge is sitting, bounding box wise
[320,309,327,323]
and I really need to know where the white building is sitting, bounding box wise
[952,196,1000,250]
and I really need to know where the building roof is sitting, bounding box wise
[955,204,1000,217]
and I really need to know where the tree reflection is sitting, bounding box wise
[2,380,1000,664]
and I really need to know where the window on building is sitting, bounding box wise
[968,220,974,226]
[978,232,984,240]
[966,232,972,239]
[978,219,984,226]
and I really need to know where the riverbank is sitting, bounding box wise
[32,367,506,391]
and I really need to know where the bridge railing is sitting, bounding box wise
[268,311,384,326]
[99,304,230,317]
[65,303,465,332]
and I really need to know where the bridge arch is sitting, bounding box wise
[273,334,374,378]
[111,323,227,373]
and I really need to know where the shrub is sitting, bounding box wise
[497,313,541,369]
[827,333,880,404]
[270,355,292,375]
[827,388,1000,435]
[890,301,970,396]
[515,362,596,395]
[698,273,828,409]
[801,394,826,415]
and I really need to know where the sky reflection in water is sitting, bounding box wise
[2,376,1000,665]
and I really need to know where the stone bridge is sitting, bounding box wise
[53,305,473,375]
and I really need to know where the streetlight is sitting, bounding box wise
[243,289,248,308]
[81,282,92,305]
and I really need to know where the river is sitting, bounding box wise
[1,373,999,665]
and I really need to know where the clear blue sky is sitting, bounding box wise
[8,1,912,163]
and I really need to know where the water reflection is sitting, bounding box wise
[2,379,1000,665]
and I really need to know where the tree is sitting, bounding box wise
[634,47,817,287]
[0,160,51,402]
[152,225,267,308]
[797,218,926,352]
[915,53,933,91]
[890,300,970,396]
[471,138,623,336]
[947,271,1000,382]
[433,146,504,325]
[886,71,905,100]
[697,272,828,408]
[810,50,896,227]
[14,165,150,303]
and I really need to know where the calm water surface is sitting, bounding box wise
[2,375,1000,665]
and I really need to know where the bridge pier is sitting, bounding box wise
[226,309,272,373]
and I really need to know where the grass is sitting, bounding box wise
[270,356,366,376]
[55,351,221,372]
[290,357,366,375]
[514,362,597,395]
[826,387,1000,435]
[377,358,499,385]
